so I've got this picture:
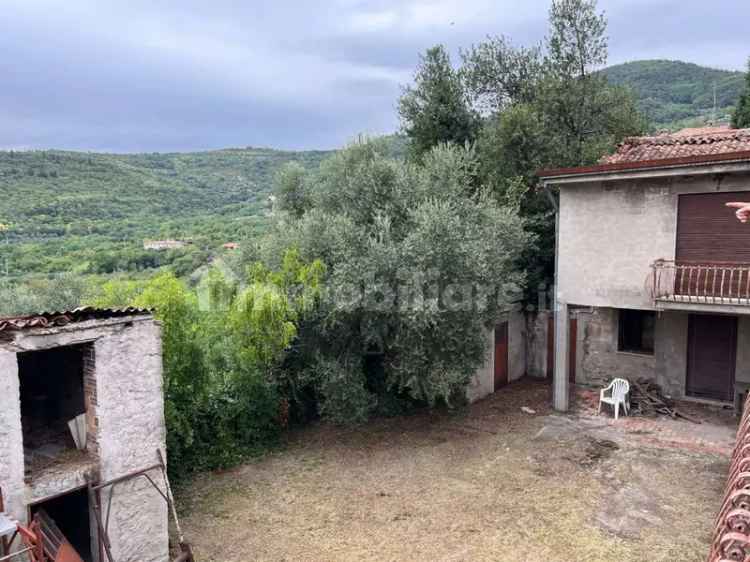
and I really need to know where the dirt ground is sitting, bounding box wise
[179,379,736,562]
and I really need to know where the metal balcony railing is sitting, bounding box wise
[650,260,750,305]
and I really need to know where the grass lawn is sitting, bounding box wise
[179,379,733,562]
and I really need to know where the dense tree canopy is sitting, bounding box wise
[398,46,480,160]
[258,139,531,415]
[400,0,645,297]
[603,60,745,129]
[733,59,750,129]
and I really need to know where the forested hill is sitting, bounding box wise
[0,147,333,277]
[1,59,747,280]
[602,60,746,130]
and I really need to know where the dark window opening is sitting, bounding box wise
[618,310,655,355]
[31,488,94,562]
[18,344,93,475]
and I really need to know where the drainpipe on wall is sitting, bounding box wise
[544,183,569,412]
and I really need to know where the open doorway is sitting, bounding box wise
[30,488,94,562]
[18,343,95,476]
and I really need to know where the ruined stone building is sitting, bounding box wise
[0,308,169,562]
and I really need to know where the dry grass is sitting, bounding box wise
[179,380,729,562]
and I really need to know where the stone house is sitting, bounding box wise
[0,308,169,562]
[539,126,750,410]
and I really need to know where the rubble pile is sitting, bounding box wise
[629,378,700,423]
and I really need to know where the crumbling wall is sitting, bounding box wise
[653,311,688,398]
[95,319,168,562]
[508,310,526,382]
[0,351,25,523]
[525,311,549,379]
[577,308,657,388]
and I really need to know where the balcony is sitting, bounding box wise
[650,260,750,312]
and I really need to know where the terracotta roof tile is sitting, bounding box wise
[0,306,152,333]
[601,126,750,165]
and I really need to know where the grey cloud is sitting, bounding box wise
[0,0,747,152]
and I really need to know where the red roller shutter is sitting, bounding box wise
[676,191,750,264]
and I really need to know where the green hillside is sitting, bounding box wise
[0,147,333,278]
[0,57,747,295]
[602,60,747,130]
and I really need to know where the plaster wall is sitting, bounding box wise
[467,311,527,402]
[558,172,750,310]
[95,320,168,562]
[0,352,24,523]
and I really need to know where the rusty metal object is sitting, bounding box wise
[88,450,194,562]
[34,510,84,562]
[650,260,750,305]
[0,487,46,562]
[708,395,750,561]
[54,543,83,562]
[17,520,46,562]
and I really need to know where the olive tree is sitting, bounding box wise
[259,139,531,418]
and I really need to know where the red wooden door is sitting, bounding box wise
[686,314,737,401]
[568,318,577,383]
[494,322,509,391]
[547,316,577,383]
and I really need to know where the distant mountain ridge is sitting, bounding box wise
[0,60,746,281]
[0,135,407,279]
[601,60,747,130]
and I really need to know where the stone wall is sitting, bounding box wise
[82,344,99,460]
[653,311,688,397]
[95,320,168,562]
[525,311,550,379]
[575,307,750,400]
[0,351,25,523]
[575,308,658,388]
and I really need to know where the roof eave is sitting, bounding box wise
[538,151,750,185]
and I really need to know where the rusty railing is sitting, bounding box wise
[650,260,750,305]
[708,395,750,561]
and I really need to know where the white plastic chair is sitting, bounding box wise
[598,378,630,420]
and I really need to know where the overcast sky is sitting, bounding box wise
[1,0,748,153]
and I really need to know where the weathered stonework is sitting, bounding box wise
[95,320,167,562]
[576,308,657,388]
[82,344,99,460]
[0,351,24,523]
[574,307,750,399]
[525,311,550,379]
[0,314,168,562]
